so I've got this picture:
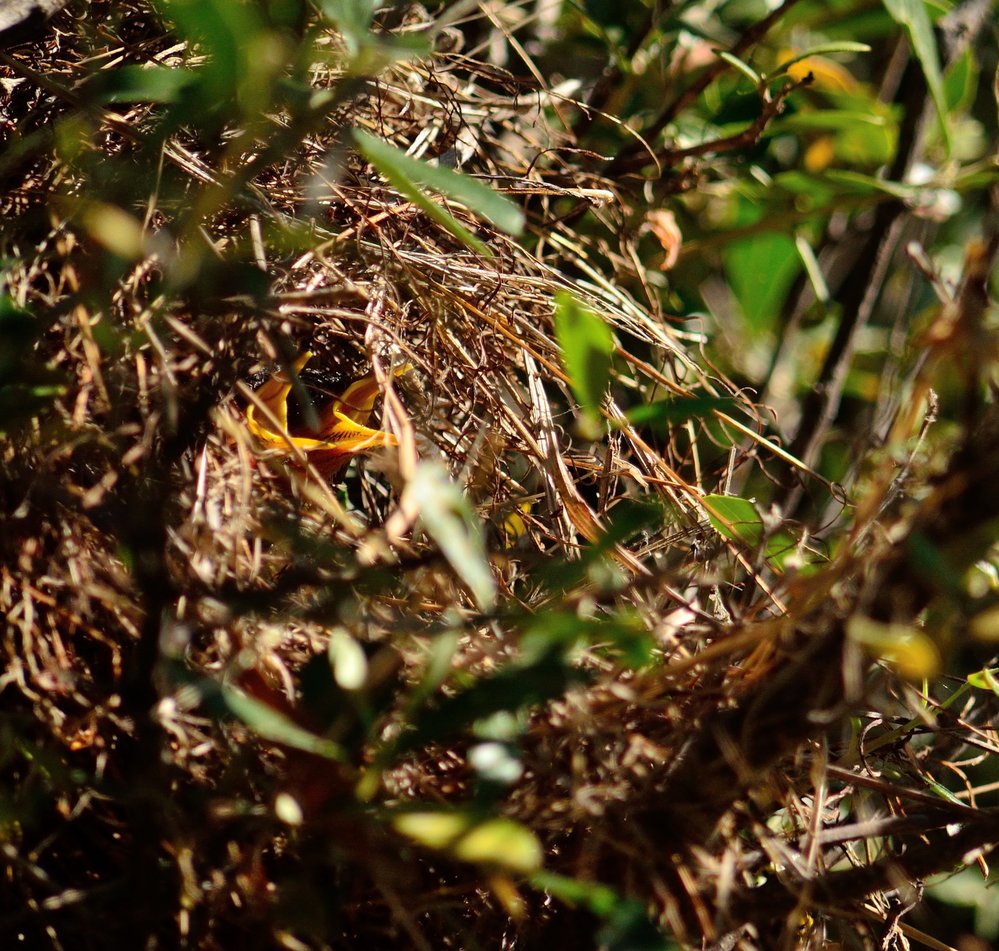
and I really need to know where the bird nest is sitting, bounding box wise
[2,3,997,950]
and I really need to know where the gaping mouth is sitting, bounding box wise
[244,351,399,476]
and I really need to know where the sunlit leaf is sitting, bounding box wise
[452,819,542,872]
[357,134,523,237]
[846,617,941,679]
[79,203,146,260]
[969,604,999,643]
[553,292,615,418]
[407,460,496,611]
[966,667,999,696]
[703,494,764,548]
[394,811,543,874]
[794,234,830,304]
[717,51,761,86]
[328,628,368,691]
[769,42,871,80]
[468,741,523,785]
[274,792,304,826]
[354,129,523,256]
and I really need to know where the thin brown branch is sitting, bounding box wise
[603,0,806,177]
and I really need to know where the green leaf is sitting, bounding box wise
[156,0,264,103]
[846,616,941,679]
[823,169,917,200]
[532,871,620,917]
[553,292,615,418]
[534,500,662,595]
[702,494,764,548]
[407,460,496,611]
[795,234,830,305]
[716,51,761,86]
[220,684,346,760]
[923,777,966,807]
[393,811,543,874]
[354,129,523,256]
[532,872,675,950]
[316,0,432,70]
[702,495,814,573]
[768,42,871,80]
[724,230,800,336]
[101,65,199,104]
[881,0,950,153]
[317,0,377,54]
[0,294,66,430]
[943,47,977,114]
[966,667,999,696]
[625,396,736,428]
[401,646,586,752]
[519,611,654,668]
[778,110,888,133]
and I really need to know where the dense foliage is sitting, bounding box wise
[1,1,997,948]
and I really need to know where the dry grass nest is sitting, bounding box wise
[2,3,998,950]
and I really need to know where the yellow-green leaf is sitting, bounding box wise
[846,616,941,680]
[703,494,764,548]
[969,604,999,643]
[393,811,542,874]
[966,667,999,697]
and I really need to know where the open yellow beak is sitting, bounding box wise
[245,352,400,478]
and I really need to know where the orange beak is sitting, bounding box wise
[245,352,400,479]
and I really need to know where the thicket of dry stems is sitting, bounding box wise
[1,3,998,950]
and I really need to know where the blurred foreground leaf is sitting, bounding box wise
[401,645,585,753]
[220,684,346,760]
[846,617,941,680]
[0,294,65,430]
[407,460,496,611]
[394,811,542,874]
[533,872,676,951]
[99,64,199,104]
[881,0,949,150]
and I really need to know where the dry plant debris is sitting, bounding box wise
[1,2,998,950]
